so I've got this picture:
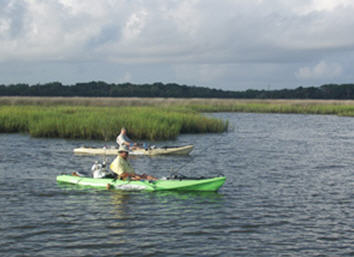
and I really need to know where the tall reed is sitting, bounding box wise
[1,98,353,140]
[1,97,353,116]
[188,102,354,116]
[0,105,228,140]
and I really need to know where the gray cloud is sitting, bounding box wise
[295,61,343,80]
[1,0,354,90]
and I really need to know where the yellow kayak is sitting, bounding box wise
[73,144,194,156]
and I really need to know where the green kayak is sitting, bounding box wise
[56,175,226,192]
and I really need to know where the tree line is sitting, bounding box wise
[0,81,353,99]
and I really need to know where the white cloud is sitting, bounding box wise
[295,61,343,80]
[122,10,148,41]
[2,0,354,63]
[1,0,354,89]
[296,0,354,15]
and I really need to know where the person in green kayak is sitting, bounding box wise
[110,145,157,181]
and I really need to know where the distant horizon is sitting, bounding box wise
[0,77,349,91]
[1,80,352,93]
[1,81,353,99]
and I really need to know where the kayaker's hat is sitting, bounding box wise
[118,145,129,153]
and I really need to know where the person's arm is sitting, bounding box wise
[119,172,142,180]
[119,172,131,180]
[124,135,137,146]
[118,134,134,146]
[123,141,133,146]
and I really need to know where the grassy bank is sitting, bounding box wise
[0,105,228,141]
[188,101,354,116]
[1,97,353,141]
[1,97,354,116]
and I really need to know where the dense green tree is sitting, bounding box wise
[0,82,353,99]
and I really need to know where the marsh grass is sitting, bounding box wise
[0,105,228,140]
[1,97,353,140]
[188,102,354,116]
[1,97,354,116]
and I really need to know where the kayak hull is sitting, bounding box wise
[73,144,194,156]
[56,175,225,192]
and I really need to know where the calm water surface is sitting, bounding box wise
[0,113,353,256]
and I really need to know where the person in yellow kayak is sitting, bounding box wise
[116,127,139,149]
[110,145,157,181]
[116,127,151,150]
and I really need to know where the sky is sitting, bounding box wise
[1,0,354,90]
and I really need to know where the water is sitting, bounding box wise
[1,113,353,256]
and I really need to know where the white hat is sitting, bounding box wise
[118,144,129,153]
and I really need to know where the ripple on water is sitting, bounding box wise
[1,113,354,256]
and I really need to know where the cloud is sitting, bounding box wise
[295,0,354,15]
[2,0,353,63]
[1,0,354,89]
[122,10,148,41]
[295,61,343,80]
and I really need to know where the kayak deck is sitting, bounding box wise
[73,144,194,156]
[56,175,226,192]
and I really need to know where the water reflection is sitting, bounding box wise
[109,191,131,220]
[151,190,224,202]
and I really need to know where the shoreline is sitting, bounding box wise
[1,96,354,106]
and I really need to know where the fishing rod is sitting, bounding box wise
[168,134,226,178]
